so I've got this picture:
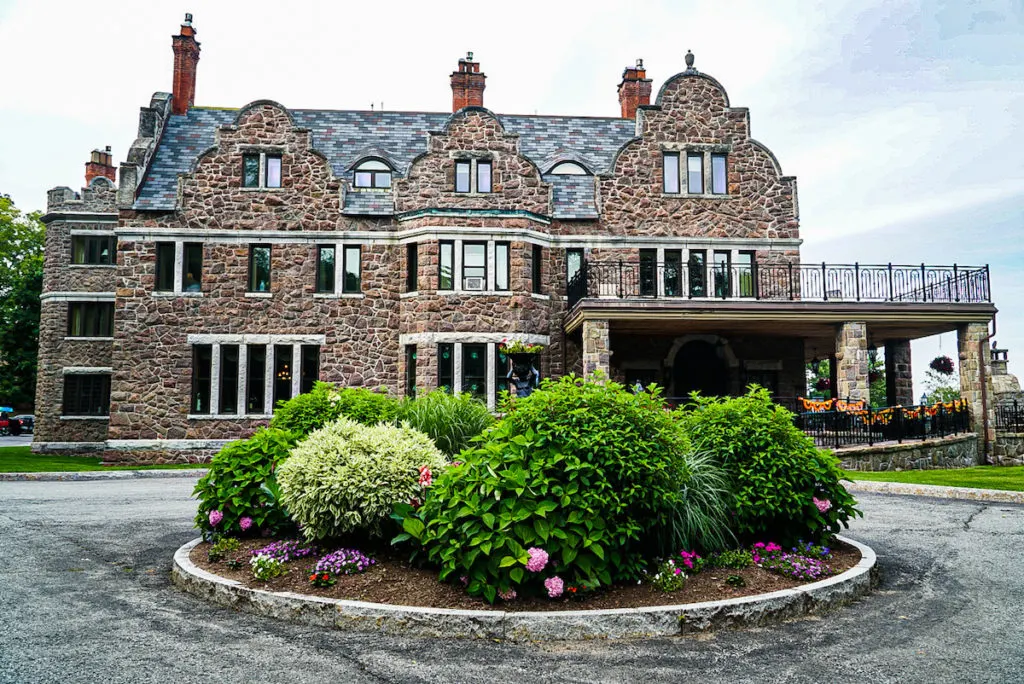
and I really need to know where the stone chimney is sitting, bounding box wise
[85,146,116,184]
[450,52,486,112]
[171,13,201,115]
[618,59,652,119]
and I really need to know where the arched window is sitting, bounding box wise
[353,159,392,188]
[548,161,589,175]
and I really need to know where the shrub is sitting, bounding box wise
[650,559,687,593]
[271,382,400,437]
[193,427,297,538]
[250,553,286,581]
[207,537,241,563]
[706,548,754,569]
[403,376,732,603]
[277,417,447,541]
[676,386,861,545]
[398,389,494,456]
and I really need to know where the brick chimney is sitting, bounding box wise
[85,146,116,184]
[618,59,652,119]
[450,52,486,112]
[171,13,201,115]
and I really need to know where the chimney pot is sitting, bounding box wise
[450,52,486,112]
[171,13,201,115]
[618,59,652,119]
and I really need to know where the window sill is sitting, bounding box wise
[63,336,114,341]
[244,292,273,299]
[69,264,116,269]
[188,413,272,420]
[312,293,365,299]
[660,193,734,200]
[60,415,110,421]
[530,293,551,301]
[152,291,205,298]
[437,290,513,297]
[239,187,286,192]
[400,291,419,299]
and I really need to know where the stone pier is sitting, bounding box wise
[884,339,914,406]
[835,322,869,403]
[958,322,995,454]
[582,319,611,379]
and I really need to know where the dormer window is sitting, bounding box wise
[549,161,589,175]
[242,153,283,189]
[353,159,392,189]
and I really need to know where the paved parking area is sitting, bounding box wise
[0,435,33,448]
[0,477,1021,683]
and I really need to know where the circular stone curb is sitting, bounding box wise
[171,536,877,641]
[845,480,1024,505]
[0,469,208,482]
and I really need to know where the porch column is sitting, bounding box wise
[834,322,869,403]
[582,319,611,379]
[884,339,914,406]
[958,323,995,457]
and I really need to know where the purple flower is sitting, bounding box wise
[544,576,564,598]
[208,510,223,527]
[239,516,253,532]
[252,540,317,563]
[526,547,549,573]
[314,548,375,576]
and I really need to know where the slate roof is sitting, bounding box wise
[343,190,395,216]
[134,107,636,216]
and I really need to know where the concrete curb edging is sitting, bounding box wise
[171,535,877,641]
[845,480,1024,505]
[0,469,208,482]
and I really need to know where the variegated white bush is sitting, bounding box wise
[277,416,447,540]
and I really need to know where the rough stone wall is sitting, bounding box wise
[835,322,869,403]
[599,75,798,239]
[837,433,980,471]
[582,319,610,377]
[885,339,914,406]
[46,180,118,214]
[958,322,996,448]
[395,109,549,215]
[992,433,1024,466]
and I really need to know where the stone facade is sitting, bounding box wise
[835,322,869,403]
[884,339,914,406]
[582,320,610,378]
[958,323,996,449]
[837,434,979,471]
[992,433,1024,467]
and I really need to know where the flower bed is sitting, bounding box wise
[190,537,862,612]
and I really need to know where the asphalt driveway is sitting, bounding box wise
[0,477,1021,683]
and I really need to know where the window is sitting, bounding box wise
[495,345,510,404]
[566,248,583,287]
[353,159,392,189]
[72,236,115,265]
[406,243,418,292]
[463,242,486,290]
[405,345,417,398]
[246,344,267,414]
[242,152,283,188]
[191,344,212,414]
[549,161,588,175]
[273,344,293,406]
[639,249,657,297]
[711,154,728,195]
[300,345,320,394]
[495,242,509,291]
[219,345,239,415]
[182,242,203,292]
[532,244,543,294]
[713,250,731,298]
[67,302,113,337]
[439,241,454,290]
[248,245,271,292]
[476,160,492,193]
[688,250,707,297]
[316,246,335,293]
[687,153,704,194]
[342,245,361,293]
[63,374,110,417]
[438,343,454,392]
[155,242,175,292]
[736,251,755,297]
[663,152,680,194]
[664,250,683,297]
[462,344,487,400]
[455,161,471,193]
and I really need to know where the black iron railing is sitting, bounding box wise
[792,398,971,449]
[566,261,991,308]
[996,400,1024,432]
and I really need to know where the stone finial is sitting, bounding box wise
[685,50,695,69]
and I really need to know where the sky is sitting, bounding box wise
[0,0,1021,395]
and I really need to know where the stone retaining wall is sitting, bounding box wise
[837,433,979,471]
[993,432,1024,466]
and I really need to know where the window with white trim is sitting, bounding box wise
[243,153,283,189]
[352,159,392,188]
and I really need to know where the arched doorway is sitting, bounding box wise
[673,340,729,397]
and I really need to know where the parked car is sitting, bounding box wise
[13,414,34,434]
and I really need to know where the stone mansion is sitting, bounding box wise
[35,15,998,464]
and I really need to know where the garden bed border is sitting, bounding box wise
[172,535,877,641]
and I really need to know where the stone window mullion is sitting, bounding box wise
[656,247,665,297]
[454,342,464,393]
[210,343,221,415]
[173,242,184,294]
[263,346,274,416]
[335,241,344,295]
[454,239,464,292]
[486,241,495,291]
[291,342,302,398]
[258,152,267,188]
[238,344,248,417]
[485,343,496,411]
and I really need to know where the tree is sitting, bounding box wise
[806,351,887,407]
[923,355,960,404]
[0,195,45,408]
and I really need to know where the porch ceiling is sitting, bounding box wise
[565,299,997,353]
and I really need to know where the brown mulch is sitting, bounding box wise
[191,538,861,612]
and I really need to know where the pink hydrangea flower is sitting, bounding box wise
[498,589,517,601]
[418,466,432,487]
[239,516,253,532]
[813,497,832,513]
[544,576,564,598]
[208,510,223,527]
[525,547,549,573]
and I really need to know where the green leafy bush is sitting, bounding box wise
[706,548,754,569]
[277,417,447,541]
[270,382,400,437]
[403,376,732,603]
[676,386,861,544]
[650,559,687,593]
[398,389,494,456]
[193,427,297,538]
[207,537,241,563]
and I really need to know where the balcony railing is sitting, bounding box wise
[566,261,992,308]
[996,400,1024,432]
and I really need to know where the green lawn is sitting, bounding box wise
[0,446,204,473]
[846,465,1024,492]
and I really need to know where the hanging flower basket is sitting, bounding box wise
[814,377,831,392]
[929,355,955,376]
